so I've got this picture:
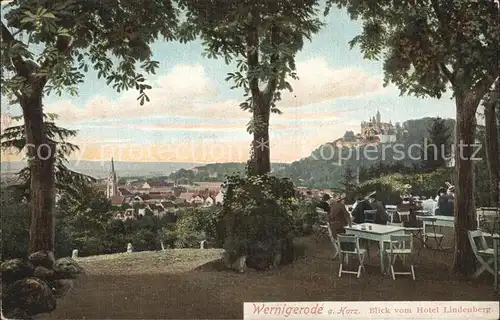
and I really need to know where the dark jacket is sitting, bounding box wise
[329,201,352,237]
[369,200,390,225]
[316,201,330,213]
[437,195,454,216]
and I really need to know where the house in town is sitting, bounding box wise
[179,192,194,203]
[215,191,224,205]
[191,195,204,205]
[204,196,215,206]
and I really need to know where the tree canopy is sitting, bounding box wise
[326,0,499,276]
[0,113,95,201]
[1,0,178,103]
[325,0,499,100]
[176,0,324,174]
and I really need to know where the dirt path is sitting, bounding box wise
[41,238,499,319]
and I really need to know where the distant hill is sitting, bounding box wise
[1,160,201,179]
[1,117,456,188]
[166,117,456,189]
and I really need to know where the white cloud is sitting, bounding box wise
[47,58,387,124]
[279,57,387,108]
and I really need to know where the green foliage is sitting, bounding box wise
[474,126,494,207]
[0,113,95,200]
[357,168,453,204]
[174,207,222,248]
[1,188,31,260]
[1,0,178,103]
[425,117,452,170]
[221,174,297,260]
[157,224,177,249]
[326,0,499,99]
[176,1,324,121]
[292,199,320,236]
[335,165,358,202]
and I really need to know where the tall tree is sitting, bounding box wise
[1,113,95,202]
[326,0,499,275]
[425,117,452,170]
[1,0,177,256]
[481,78,499,206]
[338,165,357,203]
[176,0,323,175]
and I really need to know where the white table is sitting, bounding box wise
[476,208,499,229]
[417,215,454,228]
[345,223,405,273]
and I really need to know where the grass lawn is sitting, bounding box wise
[41,234,499,319]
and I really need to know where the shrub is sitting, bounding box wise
[292,199,319,236]
[357,168,452,204]
[221,174,297,270]
[174,207,221,248]
[1,192,30,260]
[157,225,178,248]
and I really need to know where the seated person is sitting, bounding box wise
[435,187,446,202]
[352,197,372,224]
[437,193,454,216]
[367,192,390,225]
[400,184,413,204]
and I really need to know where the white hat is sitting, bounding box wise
[403,184,412,189]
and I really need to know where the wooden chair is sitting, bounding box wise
[361,210,377,258]
[468,230,495,278]
[325,222,340,259]
[477,208,500,237]
[385,234,415,280]
[421,217,444,255]
[315,208,330,243]
[385,205,398,223]
[337,234,366,279]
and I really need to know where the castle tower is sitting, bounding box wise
[106,158,118,198]
[376,110,381,126]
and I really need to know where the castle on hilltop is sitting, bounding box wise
[334,110,403,148]
[360,110,398,143]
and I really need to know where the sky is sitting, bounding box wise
[1,6,458,164]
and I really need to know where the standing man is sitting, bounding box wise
[329,193,352,238]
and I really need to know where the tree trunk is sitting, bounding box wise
[451,93,478,276]
[484,99,499,207]
[251,100,271,176]
[20,90,56,256]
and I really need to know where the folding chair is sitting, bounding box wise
[477,208,500,236]
[404,227,425,254]
[386,205,398,223]
[421,218,444,255]
[362,210,377,258]
[325,222,340,259]
[385,234,415,280]
[337,234,366,278]
[315,208,330,243]
[398,211,410,223]
[468,230,495,278]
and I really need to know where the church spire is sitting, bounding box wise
[106,157,118,198]
[111,157,116,180]
[376,110,381,125]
